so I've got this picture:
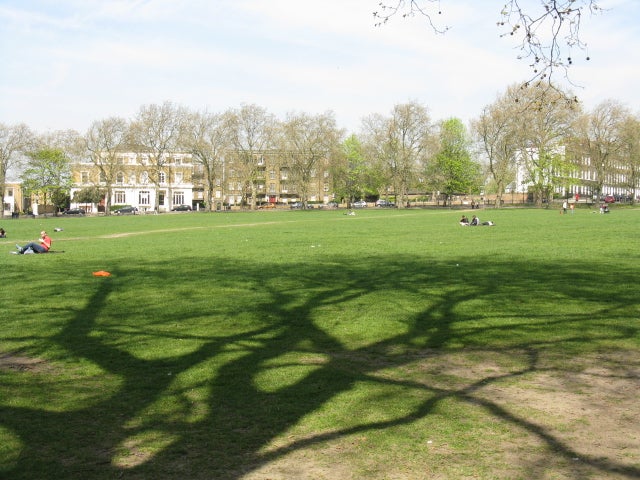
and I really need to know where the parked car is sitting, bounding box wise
[375,199,395,208]
[171,205,192,211]
[603,195,616,203]
[63,208,85,215]
[352,200,367,208]
[290,202,304,209]
[114,206,138,215]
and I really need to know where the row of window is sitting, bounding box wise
[113,190,186,206]
[80,171,187,185]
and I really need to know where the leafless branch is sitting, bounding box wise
[374,1,604,85]
[499,0,602,85]
[373,0,450,34]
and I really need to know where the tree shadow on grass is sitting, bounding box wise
[0,253,638,479]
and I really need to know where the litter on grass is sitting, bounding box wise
[92,271,111,277]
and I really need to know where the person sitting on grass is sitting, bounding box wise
[470,215,480,226]
[0,227,5,238]
[459,215,469,226]
[16,231,51,254]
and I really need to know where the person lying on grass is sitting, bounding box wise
[469,215,495,227]
[16,230,51,254]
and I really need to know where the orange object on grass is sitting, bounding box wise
[92,271,111,277]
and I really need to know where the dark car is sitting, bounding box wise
[63,208,86,215]
[603,195,616,203]
[171,205,192,211]
[375,199,395,208]
[114,206,138,215]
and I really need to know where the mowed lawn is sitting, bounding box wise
[1,207,639,480]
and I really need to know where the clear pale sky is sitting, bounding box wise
[1,0,638,135]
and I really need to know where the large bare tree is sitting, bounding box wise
[0,123,33,216]
[618,113,640,205]
[362,102,433,208]
[179,110,233,212]
[84,117,129,215]
[572,99,629,200]
[511,84,578,206]
[227,104,276,210]
[278,111,343,208]
[472,85,524,207]
[129,102,186,212]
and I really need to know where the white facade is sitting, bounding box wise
[70,152,195,213]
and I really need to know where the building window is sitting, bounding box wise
[116,172,124,185]
[158,172,166,184]
[159,191,166,206]
[139,190,150,205]
[269,170,276,179]
[114,191,126,204]
[173,191,185,205]
[81,171,90,184]
[6,188,13,197]
[269,183,276,193]
[141,171,149,184]
[100,172,107,183]
[174,172,183,183]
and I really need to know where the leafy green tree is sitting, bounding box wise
[73,186,106,205]
[332,134,380,205]
[427,118,481,205]
[21,148,72,214]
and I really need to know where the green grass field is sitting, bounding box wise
[1,207,639,479]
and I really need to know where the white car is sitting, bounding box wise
[352,200,367,208]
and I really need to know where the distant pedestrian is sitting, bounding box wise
[562,201,567,214]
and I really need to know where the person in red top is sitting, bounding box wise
[16,231,51,254]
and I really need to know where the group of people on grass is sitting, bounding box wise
[459,215,494,227]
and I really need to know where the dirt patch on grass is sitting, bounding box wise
[0,353,49,372]
[238,350,640,479]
